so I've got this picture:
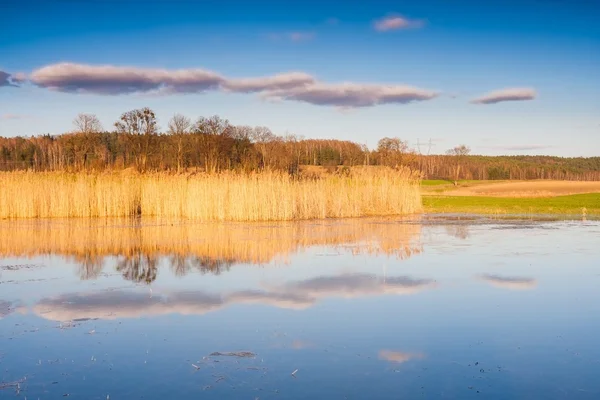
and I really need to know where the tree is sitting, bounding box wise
[67,114,104,170]
[377,137,410,167]
[446,145,471,185]
[250,126,276,168]
[194,115,230,136]
[167,114,191,173]
[193,115,232,172]
[73,113,103,134]
[115,108,158,171]
[167,114,191,135]
[114,107,158,136]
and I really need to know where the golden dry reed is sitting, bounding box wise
[0,218,422,268]
[0,167,422,221]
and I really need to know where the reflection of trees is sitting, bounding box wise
[71,254,235,282]
[444,224,470,240]
[73,254,105,280]
[116,253,158,284]
[169,255,234,277]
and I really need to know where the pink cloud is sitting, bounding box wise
[26,62,438,108]
[374,15,424,32]
[264,82,438,107]
[471,88,537,104]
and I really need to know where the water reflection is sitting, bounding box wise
[30,273,436,322]
[1,219,599,400]
[444,224,470,239]
[0,300,12,319]
[0,218,422,283]
[480,274,537,290]
[378,350,425,364]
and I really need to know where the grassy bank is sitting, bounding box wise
[0,168,421,220]
[423,193,600,216]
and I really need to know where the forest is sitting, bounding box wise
[1,108,599,181]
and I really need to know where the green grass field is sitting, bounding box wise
[421,179,453,186]
[423,193,600,216]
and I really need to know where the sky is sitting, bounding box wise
[0,0,599,156]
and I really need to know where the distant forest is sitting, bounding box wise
[1,108,599,181]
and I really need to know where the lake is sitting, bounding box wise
[1,217,599,399]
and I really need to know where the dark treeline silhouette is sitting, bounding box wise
[1,109,599,180]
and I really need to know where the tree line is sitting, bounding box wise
[1,108,599,180]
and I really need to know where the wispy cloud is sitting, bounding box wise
[11,72,27,84]
[30,63,224,95]
[373,14,424,32]
[223,72,315,93]
[479,274,537,290]
[290,31,315,42]
[267,31,315,42]
[25,62,438,109]
[1,113,29,120]
[471,88,536,104]
[325,17,340,26]
[263,82,438,108]
[0,70,23,87]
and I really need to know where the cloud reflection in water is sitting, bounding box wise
[480,274,537,290]
[31,273,436,322]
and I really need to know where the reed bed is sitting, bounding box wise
[0,167,422,221]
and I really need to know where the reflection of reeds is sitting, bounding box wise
[0,218,422,278]
[0,168,421,220]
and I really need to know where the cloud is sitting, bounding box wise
[267,32,315,42]
[11,72,27,84]
[30,63,225,95]
[471,88,536,104]
[30,273,436,322]
[264,82,438,107]
[326,17,340,26]
[24,62,437,108]
[0,71,12,86]
[373,15,424,31]
[480,274,537,290]
[223,72,315,93]
[0,70,22,87]
[289,32,315,42]
[378,350,425,364]
[1,113,28,120]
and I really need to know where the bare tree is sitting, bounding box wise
[167,114,191,135]
[250,126,276,168]
[115,107,158,171]
[168,114,191,173]
[194,115,230,136]
[192,115,232,172]
[73,113,103,134]
[230,125,253,141]
[446,145,471,185]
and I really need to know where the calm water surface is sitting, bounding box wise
[1,217,599,399]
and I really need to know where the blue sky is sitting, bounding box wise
[1,0,599,156]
